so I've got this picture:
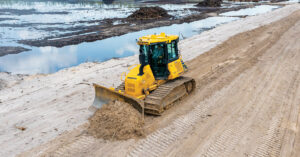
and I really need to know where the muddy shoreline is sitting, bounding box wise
[18,4,254,48]
[0,46,30,57]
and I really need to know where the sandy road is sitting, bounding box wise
[163,10,300,157]
[16,7,300,157]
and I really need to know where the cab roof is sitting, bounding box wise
[137,32,179,45]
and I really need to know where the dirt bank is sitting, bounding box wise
[0,4,299,157]
[88,100,144,140]
[0,46,30,57]
[196,0,223,7]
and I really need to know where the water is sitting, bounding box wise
[284,0,300,3]
[0,1,280,74]
[220,5,280,16]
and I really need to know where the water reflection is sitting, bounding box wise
[0,46,77,74]
[220,5,279,16]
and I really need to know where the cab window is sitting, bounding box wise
[167,41,178,62]
[139,45,149,64]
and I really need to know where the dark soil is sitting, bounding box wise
[15,126,27,131]
[196,0,223,7]
[88,100,144,140]
[0,46,30,57]
[0,8,69,16]
[143,0,195,4]
[127,7,172,20]
[103,0,115,5]
[270,0,288,2]
[0,18,16,22]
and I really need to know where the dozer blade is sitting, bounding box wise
[92,83,144,113]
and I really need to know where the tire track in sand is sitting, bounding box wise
[51,135,97,157]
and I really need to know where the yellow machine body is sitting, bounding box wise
[137,32,179,45]
[124,58,184,99]
[124,64,155,99]
[167,58,185,80]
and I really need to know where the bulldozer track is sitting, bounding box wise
[115,82,125,93]
[249,116,283,157]
[198,70,273,157]
[249,66,300,157]
[127,107,208,157]
[51,135,96,157]
[114,77,195,115]
[144,76,195,115]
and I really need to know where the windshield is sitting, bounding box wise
[167,40,178,61]
[139,45,149,64]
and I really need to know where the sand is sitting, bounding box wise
[88,100,144,140]
[0,72,25,90]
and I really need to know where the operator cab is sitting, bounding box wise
[138,33,179,79]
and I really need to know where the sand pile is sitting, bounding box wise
[127,7,172,20]
[196,0,223,7]
[88,100,144,140]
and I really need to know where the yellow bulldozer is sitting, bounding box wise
[92,33,195,115]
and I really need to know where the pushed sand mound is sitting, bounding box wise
[88,100,144,140]
[196,0,223,7]
[127,7,172,20]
